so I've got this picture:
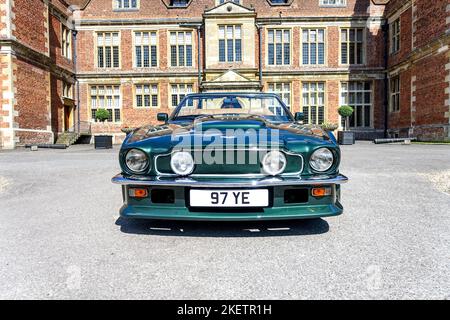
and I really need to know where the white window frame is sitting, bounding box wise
[169,31,194,67]
[301,28,326,65]
[170,84,194,108]
[390,19,401,54]
[62,83,73,99]
[267,29,292,66]
[134,31,158,68]
[340,81,373,128]
[61,25,72,60]
[302,82,326,125]
[390,76,400,112]
[96,32,121,69]
[135,84,159,108]
[218,25,242,63]
[268,82,291,111]
[340,27,365,65]
[319,0,346,7]
[114,0,139,10]
[90,85,122,123]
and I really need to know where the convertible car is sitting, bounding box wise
[112,93,348,221]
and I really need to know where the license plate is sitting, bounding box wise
[189,189,269,208]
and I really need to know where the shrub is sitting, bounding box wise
[95,108,110,122]
[338,106,354,131]
[338,105,354,118]
[321,122,339,131]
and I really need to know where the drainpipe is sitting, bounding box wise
[197,25,202,92]
[256,23,263,89]
[72,29,80,134]
[382,21,389,138]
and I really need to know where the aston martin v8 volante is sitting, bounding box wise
[112,93,348,221]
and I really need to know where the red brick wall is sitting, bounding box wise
[372,79,386,131]
[414,0,447,48]
[15,59,49,130]
[80,0,382,20]
[414,52,447,127]
[15,58,52,144]
[12,0,48,55]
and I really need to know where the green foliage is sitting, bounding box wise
[95,108,110,122]
[338,105,354,118]
[320,122,339,131]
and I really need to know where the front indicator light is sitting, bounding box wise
[311,187,332,197]
[128,188,149,198]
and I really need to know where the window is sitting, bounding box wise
[268,83,291,111]
[219,25,242,63]
[320,0,346,6]
[268,0,290,4]
[219,0,240,4]
[390,76,400,112]
[90,85,121,122]
[302,29,325,65]
[170,0,189,7]
[171,84,193,107]
[302,82,326,125]
[135,84,158,108]
[170,31,193,67]
[135,32,157,68]
[62,83,73,99]
[97,32,120,68]
[340,28,364,65]
[61,25,72,60]
[268,29,291,65]
[114,0,138,9]
[390,19,400,54]
[340,82,372,128]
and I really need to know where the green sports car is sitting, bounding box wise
[112,93,348,221]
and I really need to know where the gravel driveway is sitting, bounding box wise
[0,142,449,299]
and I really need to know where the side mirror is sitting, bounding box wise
[294,112,305,122]
[157,113,168,123]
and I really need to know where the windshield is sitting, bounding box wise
[171,95,293,123]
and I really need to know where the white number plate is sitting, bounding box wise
[189,189,269,208]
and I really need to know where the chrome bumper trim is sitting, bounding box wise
[112,173,349,188]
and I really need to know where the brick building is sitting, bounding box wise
[0,0,449,149]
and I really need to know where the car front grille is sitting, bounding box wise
[154,148,303,177]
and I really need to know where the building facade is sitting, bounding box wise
[0,0,449,149]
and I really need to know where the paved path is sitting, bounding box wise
[0,142,449,299]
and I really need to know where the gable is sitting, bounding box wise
[204,1,255,16]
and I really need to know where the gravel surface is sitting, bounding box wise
[0,142,449,300]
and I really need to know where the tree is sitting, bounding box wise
[95,108,110,123]
[338,106,354,131]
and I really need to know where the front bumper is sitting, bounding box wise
[112,173,348,221]
[112,173,349,188]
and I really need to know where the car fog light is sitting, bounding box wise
[125,149,149,173]
[170,151,195,176]
[262,151,287,176]
[312,187,332,197]
[309,148,334,172]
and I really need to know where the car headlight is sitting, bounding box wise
[309,148,334,172]
[262,151,287,176]
[170,151,195,176]
[125,149,149,173]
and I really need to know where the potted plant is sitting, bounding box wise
[94,108,113,149]
[320,122,339,139]
[337,105,355,145]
